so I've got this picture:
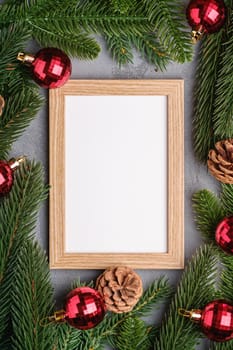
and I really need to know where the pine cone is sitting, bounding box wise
[96,266,143,313]
[208,139,233,184]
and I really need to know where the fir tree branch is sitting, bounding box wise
[109,316,152,350]
[193,31,225,162]
[213,6,233,139]
[221,184,233,216]
[109,0,134,15]
[11,240,55,350]
[29,20,101,59]
[0,0,193,67]
[53,324,83,350]
[192,189,226,243]
[210,254,233,350]
[154,245,218,350]
[0,87,43,159]
[130,32,170,70]
[210,342,233,350]
[0,161,48,345]
[0,23,31,79]
[145,0,193,63]
[104,33,134,65]
[132,277,171,317]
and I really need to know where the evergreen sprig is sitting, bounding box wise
[193,32,224,162]
[213,5,233,139]
[154,245,218,350]
[0,160,48,346]
[221,184,233,216]
[192,189,226,243]
[11,240,55,350]
[0,88,43,159]
[145,0,192,63]
[193,2,233,162]
[0,0,192,66]
[109,316,153,350]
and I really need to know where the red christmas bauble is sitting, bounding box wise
[64,287,106,330]
[17,48,71,89]
[0,160,13,195]
[215,217,233,254]
[186,0,226,39]
[180,300,233,342]
[201,300,233,341]
[0,158,25,195]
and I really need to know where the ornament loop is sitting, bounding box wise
[40,310,66,327]
[17,52,35,64]
[178,308,192,318]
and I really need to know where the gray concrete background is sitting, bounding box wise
[11,37,218,349]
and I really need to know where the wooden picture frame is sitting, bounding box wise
[49,80,184,269]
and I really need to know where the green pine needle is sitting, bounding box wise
[0,87,43,159]
[213,7,233,139]
[154,245,218,350]
[221,184,233,216]
[210,342,233,350]
[146,0,193,63]
[11,240,55,350]
[109,0,133,15]
[0,0,192,67]
[193,31,224,162]
[192,189,226,242]
[110,316,152,350]
[130,33,170,70]
[53,324,83,350]
[0,160,48,345]
[133,277,171,317]
[104,34,134,65]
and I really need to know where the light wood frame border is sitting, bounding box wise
[49,79,184,269]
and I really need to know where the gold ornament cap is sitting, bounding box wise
[191,30,204,43]
[17,52,35,65]
[40,309,66,327]
[178,308,202,323]
[191,25,205,43]
[9,156,26,170]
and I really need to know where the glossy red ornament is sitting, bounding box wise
[52,287,106,330]
[186,0,226,41]
[0,158,25,195]
[17,48,71,89]
[179,300,233,342]
[215,217,233,254]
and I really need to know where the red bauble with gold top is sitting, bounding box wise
[0,158,25,195]
[52,287,106,330]
[17,47,71,89]
[186,0,226,41]
[180,300,233,342]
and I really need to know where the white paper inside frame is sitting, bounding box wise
[65,95,167,253]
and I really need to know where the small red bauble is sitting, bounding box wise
[179,300,233,342]
[53,287,106,330]
[215,217,233,254]
[17,48,71,89]
[0,158,25,195]
[186,0,226,41]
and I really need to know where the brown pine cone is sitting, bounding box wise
[208,139,233,184]
[96,266,143,313]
